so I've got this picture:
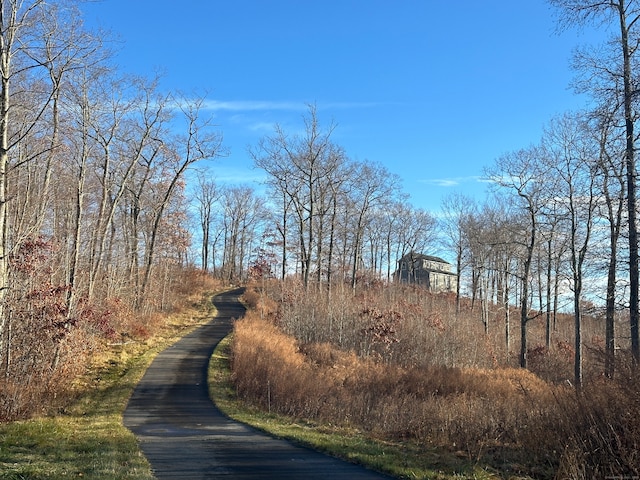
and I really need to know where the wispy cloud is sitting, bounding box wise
[247,121,278,132]
[424,178,462,187]
[201,99,381,113]
[202,100,306,112]
[320,101,382,109]
[420,176,484,187]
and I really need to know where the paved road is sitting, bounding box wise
[124,287,394,479]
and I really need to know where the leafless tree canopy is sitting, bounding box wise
[0,0,222,415]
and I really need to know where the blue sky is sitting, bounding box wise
[81,1,604,213]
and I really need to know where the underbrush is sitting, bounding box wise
[0,269,222,422]
[212,335,501,479]
[0,272,223,479]
[231,281,640,478]
[251,280,606,381]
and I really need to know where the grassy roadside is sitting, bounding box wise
[0,287,527,480]
[208,335,506,480]
[0,290,218,480]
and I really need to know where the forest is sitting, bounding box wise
[0,1,223,419]
[1,0,640,478]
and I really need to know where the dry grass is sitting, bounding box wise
[230,280,640,478]
[232,311,557,475]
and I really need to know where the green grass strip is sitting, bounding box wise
[0,350,155,480]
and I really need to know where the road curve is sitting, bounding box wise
[124,287,394,479]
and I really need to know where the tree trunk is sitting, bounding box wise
[66,83,89,318]
[546,236,553,349]
[618,2,640,362]
[0,3,13,366]
[0,69,8,366]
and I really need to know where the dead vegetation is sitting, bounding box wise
[0,269,222,422]
[232,280,640,479]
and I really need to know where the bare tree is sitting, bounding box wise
[219,185,265,282]
[85,76,168,303]
[487,145,550,368]
[377,201,405,283]
[542,112,599,387]
[251,104,343,288]
[460,199,520,338]
[347,161,402,289]
[441,193,477,315]
[594,108,627,378]
[0,0,103,368]
[193,171,219,272]
[137,96,223,309]
[550,0,640,361]
[536,196,570,350]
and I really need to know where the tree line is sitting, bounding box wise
[194,104,439,290]
[0,0,222,400]
[440,1,640,387]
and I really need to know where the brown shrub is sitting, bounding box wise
[234,312,346,418]
[240,287,261,310]
[547,370,640,479]
[172,268,222,297]
[0,266,219,422]
[231,312,558,464]
[242,281,279,320]
[0,320,94,422]
[233,281,640,477]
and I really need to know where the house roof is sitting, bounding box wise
[399,252,451,264]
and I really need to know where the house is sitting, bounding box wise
[394,252,457,293]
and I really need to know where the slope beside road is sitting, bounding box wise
[124,287,394,479]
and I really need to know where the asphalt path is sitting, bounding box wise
[124,287,394,479]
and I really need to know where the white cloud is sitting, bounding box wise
[247,121,277,133]
[427,178,461,187]
[202,100,307,112]
[421,176,483,187]
[201,99,381,113]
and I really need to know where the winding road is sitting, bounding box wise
[124,287,393,479]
